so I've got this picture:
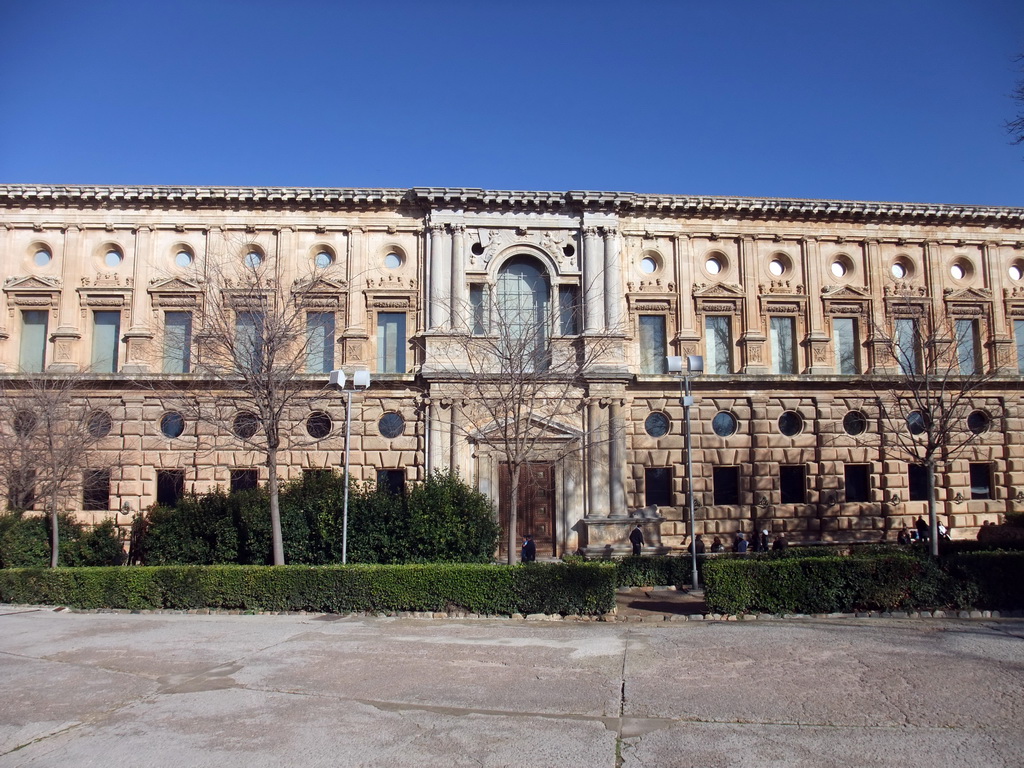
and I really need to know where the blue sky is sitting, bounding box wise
[1,1,1021,206]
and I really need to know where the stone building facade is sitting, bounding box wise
[1,184,1023,556]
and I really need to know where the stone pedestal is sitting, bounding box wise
[580,510,670,558]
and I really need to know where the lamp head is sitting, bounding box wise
[666,356,684,374]
[686,355,704,374]
[353,370,371,389]
[329,369,346,389]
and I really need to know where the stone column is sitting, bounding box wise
[738,236,768,373]
[122,226,154,373]
[676,235,697,338]
[583,227,603,333]
[603,227,624,332]
[0,226,10,368]
[428,224,447,330]
[450,224,466,330]
[984,241,1013,370]
[51,225,83,371]
[586,399,609,517]
[427,399,445,472]
[608,398,626,515]
[803,237,830,373]
[864,239,891,372]
[346,228,367,335]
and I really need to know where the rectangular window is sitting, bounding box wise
[770,316,796,374]
[1015,320,1024,375]
[7,469,36,511]
[470,285,489,335]
[844,464,871,503]
[895,318,919,375]
[713,466,740,506]
[235,311,264,373]
[969,463,993,500]
[558,285,581,336]
[908,464,929,502]
[779,465,806,504]
[705,315,732,374]
[644,467,673,507]
[955,319,980,375]
[230,469,259,493]
[834,317,859,375]
[82,469,110,511]
[20,310,48,373]
[163,311,192,374]
[91,311,120,373]
[639,315,667,374]
[156,469,185,508]
[306,312,336,373]
[377,312,407,373]
[376,469,406,495]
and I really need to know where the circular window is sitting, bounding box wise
[906,410,929,436]
[244,250,263,268]
[105,249,123,268]
[950,263,966,280]
[967,410,991,435]
[640,257,658,274]
[34,248,52,267]
[175,250,193,268]
[778,411,803,437]
[705,257,722,275]
[384,252,403,269]
[471,242,485,256]
[160,411,185,439]
[87,411,112,439]
[843,411,868,436]
[314,250,333,269]
[379,412,405,439]
[232,411,259,439]
[306,411,332,439]
[712,411,738,437]
[563,243,575,258]
[769,259,785,277]
[831,261,847,277]
[13,410,37,437]
[644,412,670,438]
[1010,264,1023,281]
[891,257,913,280]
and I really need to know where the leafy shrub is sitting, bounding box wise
[0,511,123,568]
[0,562,616,615]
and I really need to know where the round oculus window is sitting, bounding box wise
[232,411,259,439]
[967,410,991,435]
[384,252,403,269]
[13,410,37,437]
[705,257,722,275]
[378,412,405,439]
[906,410,929,435]
[843,411,868,436]
[640,257,658,274]
[950,263,966,280]
[314,251,333,269]
[712,411,738,437]
[892,262,907,279]
[175,250,193,268]
[778,411,803,437]
[306,411,332,439]
[160,411,185,439]
[105,249,123,268]
[34,248,52,267]
[644,412,670,438]
[244,251,263,268]
[87,411,113,439]
[831,261,847,277]
[769,259,785,277]
[1010,264,1023,281]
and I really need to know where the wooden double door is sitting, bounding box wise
[498,462,556,559]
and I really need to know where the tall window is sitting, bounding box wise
[377,469,406,495]
[230,469,259,493]
[779,465,806,504]
[235,311,264,373]
[955,319,980,375]
[969,463,993,500]
[1015,320,1024,375]
[7,469,36,511]
[163,311,192,374]
[92,311,120,373]
[156,470,185,507]
[377,312,407,373]
[558,285,581,336]
[705,315,732,374]
[845,464,870,502]
[82,469,110,511]
[470,284,489,335]
[834,317,859,375]
[20,310,48,373]
[770,316,796,374]
[894,318,919,375]
[639,315,667,374]
[908,464,929,501]
[713,466,740,505]
[306,312,335,373]
[497,257,550,368]
[644,467,672,507]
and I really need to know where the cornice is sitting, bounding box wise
[0,184,1021,228]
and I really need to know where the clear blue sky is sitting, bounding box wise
[1,1,1022,206]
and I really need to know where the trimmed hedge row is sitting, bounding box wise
[0,562,617,616]
[702,551,1024,614]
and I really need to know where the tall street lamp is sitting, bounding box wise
[667,354,703,591]
[329,368,370,564]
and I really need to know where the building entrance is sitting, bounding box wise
[499,462,556,559]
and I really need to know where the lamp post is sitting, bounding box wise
[667,354,703,591]
[329,368,371,564]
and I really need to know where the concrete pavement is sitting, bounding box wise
[1,607,1022,767]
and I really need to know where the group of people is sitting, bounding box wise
[896,517,951,545]
[627,525,790,556]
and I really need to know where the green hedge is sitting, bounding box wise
[703,551,1024,614]
[0,562,617,615]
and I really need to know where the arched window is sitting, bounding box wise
[496,256,550,369]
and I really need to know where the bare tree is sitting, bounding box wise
[182,246,341,565]
[868,299,999,556]
[0,373,111,567]
[1008,54,1024,146]
[434,287,614,564]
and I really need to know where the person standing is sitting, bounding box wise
[693,534,706,555]
[629,524,645,556]
[734,533,748,554]
[772,533,788,551]
[521,534,536,563]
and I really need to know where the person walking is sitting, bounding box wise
[629,524,645,556]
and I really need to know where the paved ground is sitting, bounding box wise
[1,607,1022,767]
